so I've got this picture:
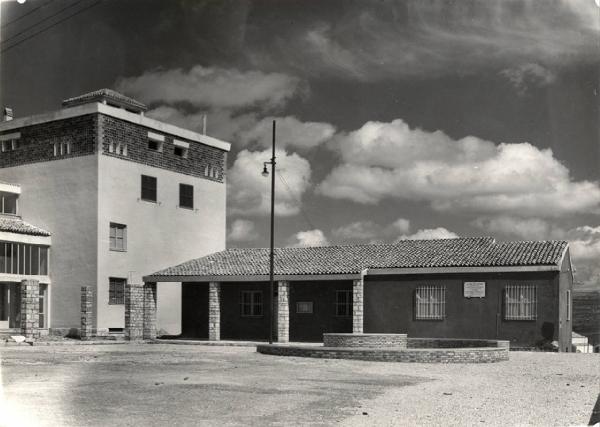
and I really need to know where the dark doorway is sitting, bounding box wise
[181,283,208,338]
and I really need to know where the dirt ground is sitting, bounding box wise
[0,344,598,426]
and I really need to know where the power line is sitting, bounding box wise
[1,0,55,29]
[1,0,103,54]
[277,170,317,231]
[2,0,87,45]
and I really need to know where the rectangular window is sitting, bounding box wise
[335,290,352,317]
[31,246,39,275]
[240,290,263,317]
[2,194,17,215]
[109,277,126,305]
[566,290,571,322]
[141,175,157,202]
[505,284,537,320]
[147,139,163,152]
[179,184,194,209]
[39,247,48,276]
[296,301,313,314]
[109,223,127,251]
[38,284,47,328]
[415,286,446,320]
[174,146,188,158]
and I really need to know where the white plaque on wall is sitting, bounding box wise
[464,282,486,298]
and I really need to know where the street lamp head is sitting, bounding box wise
[261,164,269,177]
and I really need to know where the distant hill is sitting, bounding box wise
[573,283,600,293]
[573,288,600,346]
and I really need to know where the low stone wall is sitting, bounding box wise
[323,333,407,349]
[407,338,509,349]
[257,344,509,363]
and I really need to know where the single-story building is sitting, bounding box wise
[143,237,574,351]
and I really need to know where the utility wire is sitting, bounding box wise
[1,0,103,53]
[277,170,317,231]
[1,0,55,29]
[2,0,86,45]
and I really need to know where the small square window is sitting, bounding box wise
[109,223,127,251]
[179,184,194,209]
[109,277,126,305]
[148,139,163,152]
[296,301,313,314]
[141,175,157,202]
[174,146,188,158]
[240,291,263,317]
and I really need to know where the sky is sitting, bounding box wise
[1,0,599,288]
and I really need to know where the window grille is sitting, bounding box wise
[296,301,313,314]
[505,284,537,320]
[240,290,263,316]
[415,285,446,320]
[109,278,126,305]
[335,290,352,317]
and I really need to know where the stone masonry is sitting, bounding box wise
[143,282,157,340]
[277,281,290,343]
[352,279,364,334]
[20,279,40,339]
[208,282,221,341]
[125,283,145,340]
[80,286,94,340]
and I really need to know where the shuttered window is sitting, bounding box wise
[505,285,537,320]
[415,286,446,320]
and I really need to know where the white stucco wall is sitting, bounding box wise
[97,155,227,334]
[0,156,98,329]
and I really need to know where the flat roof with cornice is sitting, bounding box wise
[0,102,231,152]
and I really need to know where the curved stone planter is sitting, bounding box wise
[257,333,510,363]
[323,333,407,349]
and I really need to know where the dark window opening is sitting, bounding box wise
[179,184,194,209]
[141,175,157,202]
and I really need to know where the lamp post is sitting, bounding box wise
[261,120,276,344]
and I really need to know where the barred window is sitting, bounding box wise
[296,301,313,314]
[415,285,446,320]
[505,284,537,320]
[240,290,262,317]
[335,290,352,317]
[109,277,126,305]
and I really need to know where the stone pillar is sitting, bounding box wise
[208,282,221,341]
[80,286,94,340]
[125,283,144,341]
[277,281,290,343]
[353,278,364,334]
[20,279,40,339]
[143,282,157,340]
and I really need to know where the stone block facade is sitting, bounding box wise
[277,281,290,343]
[352,279,363,333]
[323,333,408,349]
[100,115,226,183]
[80,286,94,340]
[20,279,40,339]
[208,282,221,341]
[125,282,157,341]
[0,115,97,168]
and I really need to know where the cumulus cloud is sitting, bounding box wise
[239,116,336,150]
[116,65,301,110]
[249,0,599,80]
[228,149,311,217]
[398,227,459,241]
[318,119,600,217]
[228,219,259,242]
[288,229,329,247]
[332,217,412,243]
[500,63,556,95]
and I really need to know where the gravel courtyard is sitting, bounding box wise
[1,344,598,426]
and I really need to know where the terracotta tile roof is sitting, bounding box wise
[149,237,568,278]
[0,216,50,237]
[62,89,147,112]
